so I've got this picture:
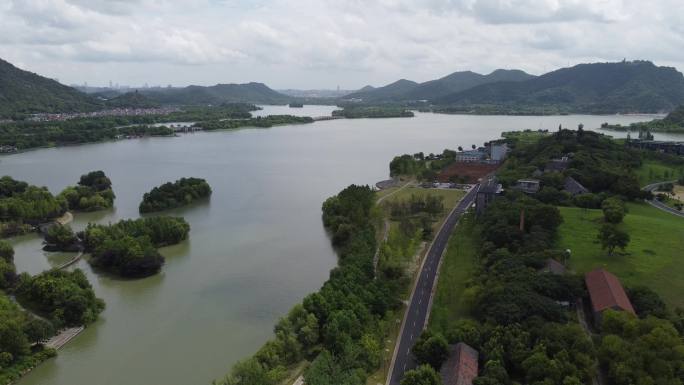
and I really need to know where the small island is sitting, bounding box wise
[331,106,414,119]
[0,176,67,238]
[58,170,115,212]
[139,177,212,213]
[83,216,190,277]
[289,102,304,108]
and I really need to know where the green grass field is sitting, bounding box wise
[382,185,466,210]
[557,203,684,308]
[635,159,684,186]
[428,212,479,334]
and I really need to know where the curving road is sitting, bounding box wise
[386,185,479,385]
[643,181,684,218]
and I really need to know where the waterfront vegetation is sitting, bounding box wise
[602,105,684,133]
[83,216,190,277]
[0,104,257,150]
[0,240,100,385]
[332,106,414,119]
[58,171,115,212]
[0,176,66,238]
[216,185,400,385]
[139,177,212,213]
[196,114,313,131]
[389,150,458,181]
[15,269,104,327]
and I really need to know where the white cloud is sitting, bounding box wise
[0,0,683,88]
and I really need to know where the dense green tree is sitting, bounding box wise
[44,224,79,251]
[412,330,449,369]
[598,224,630,255]
[601,197,626,224]
[22,318,55,343]
[400,365,442,385]
[139,177,212,213]
[0,241,13,262]
[15,269,104,327]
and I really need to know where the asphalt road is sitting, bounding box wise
[643,180,684,218]
[387,185,479,385]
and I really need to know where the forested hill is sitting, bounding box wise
[141,82,293,105]
[103,91,160,108]
[344,69,534,102]
[344,79,419,102]
[435,61,684,114]
[0,58,101,118]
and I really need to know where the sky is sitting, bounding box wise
[1,0,683,89]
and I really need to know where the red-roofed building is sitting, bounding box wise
[585,268,635,325]
[441,343,479,385]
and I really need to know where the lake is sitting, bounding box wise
[1,107,674,385]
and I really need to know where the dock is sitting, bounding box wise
[44,326,85,350]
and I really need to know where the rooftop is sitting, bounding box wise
[441,343,479,385]
[585,268,635,315]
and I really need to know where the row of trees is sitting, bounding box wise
[139,177,212,213]
[0,104,258,150]
[197,115,313,131]
[83,216,190,277]
[217,185,401,385]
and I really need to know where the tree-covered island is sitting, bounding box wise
[139,178,212,213]
[58,170,115,212]
[83,216,190,277]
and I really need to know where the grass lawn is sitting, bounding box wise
[428,211,479,335]
[382,185,466,211]
[557,203,684,308]
[635,159,684,186]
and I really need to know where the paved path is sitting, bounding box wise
[643,181,684,218]
[386,185,479,385]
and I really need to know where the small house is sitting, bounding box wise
[585,268,635,326]
[563,176,589,196]
[476,177,502,215]
[456,150,487,162]
[515,179,541,194]
[545,157,570,173]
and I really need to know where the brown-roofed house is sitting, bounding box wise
[441,343,479,385]
[585,268,635,325]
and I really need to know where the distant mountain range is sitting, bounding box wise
[434,61,684,114]
[346,69,535,102]
[1,57,684,117]
[349,61,684,114]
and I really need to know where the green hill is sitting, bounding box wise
[344,70,534,102]
[435,61,684,113]
[142,82,293,105]
[344,79,419,102]
[0,58,101,118]
[403,69,535,101]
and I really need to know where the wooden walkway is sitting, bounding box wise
[44,326,84,350]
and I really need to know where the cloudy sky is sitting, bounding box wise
[1,0,683,89]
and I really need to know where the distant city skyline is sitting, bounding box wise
[2,0,683,89]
